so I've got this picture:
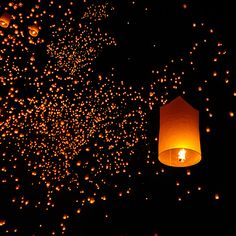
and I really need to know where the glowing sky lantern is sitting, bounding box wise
[0,219,6,226]
[158,96,201,167]
[0,13,11,28]
[28,24,41,37]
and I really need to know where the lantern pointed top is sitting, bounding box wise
[162,96,198,113]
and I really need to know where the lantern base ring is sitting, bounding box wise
[158,148,201,167]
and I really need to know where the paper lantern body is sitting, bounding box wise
[0,13,11,28]
[158,96,201,167]
[28,25,40,37]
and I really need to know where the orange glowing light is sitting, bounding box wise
[0,220,6,226]
[0,13,11,28]
[28,24,41,37]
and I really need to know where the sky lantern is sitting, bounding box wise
[0,13,11,28]
[0,219,6,226]
[28,24,41,37]
[158,96,201,167]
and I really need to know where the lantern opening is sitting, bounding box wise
[159,148,201,167]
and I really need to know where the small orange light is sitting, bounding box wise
[214,193,220,200]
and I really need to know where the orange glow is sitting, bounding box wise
[89,197,95,204]
[206,127,211,133]
[28,24,40,37]
[182,4,188,9]
[0,220,6,226]
[158,96,201,167]
[0,13,11,28]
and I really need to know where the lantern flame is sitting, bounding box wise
[178,148,186,162]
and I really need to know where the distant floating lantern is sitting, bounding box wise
[0,13,11,28]
[0,219,6,226]
[28,24,40,37]
[158,96,201,167]
[214,193,220,200]
[89,197,95,204]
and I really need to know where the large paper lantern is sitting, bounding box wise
[0,13,11,28]
[158,96,201,167]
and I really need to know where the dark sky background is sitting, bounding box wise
[1,0,236,235]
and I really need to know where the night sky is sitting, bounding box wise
[1,0,236,235]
